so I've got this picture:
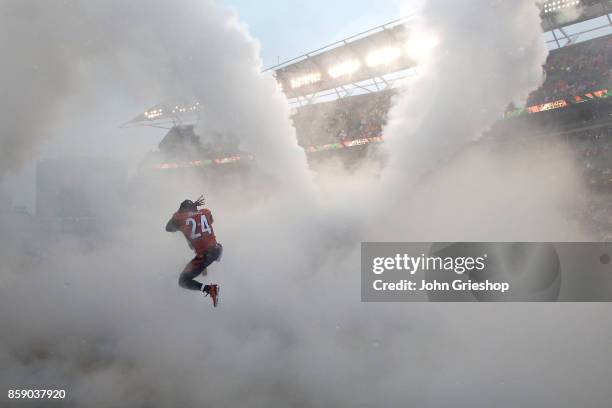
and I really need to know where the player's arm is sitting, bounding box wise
[165,216,180,232]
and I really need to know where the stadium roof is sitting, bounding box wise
[541,0,612,31]
[269,17,416,99]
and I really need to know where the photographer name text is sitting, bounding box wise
[371,253,510,293]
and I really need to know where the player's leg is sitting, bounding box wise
[200,243,222,276]
[178,256,206,291]
[196,245,223,306]
[196,245,223,275]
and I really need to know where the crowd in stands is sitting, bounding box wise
[581,193,612,240]
[292,90,393,147]
[572,126,612,188]
[526,34,612,106]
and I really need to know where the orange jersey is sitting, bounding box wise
[170,208,217,255]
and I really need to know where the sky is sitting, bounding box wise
[224,0,611,67]
[224,0,416,68]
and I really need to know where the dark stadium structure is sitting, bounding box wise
[138,124,250,173]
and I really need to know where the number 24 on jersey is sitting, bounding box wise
[186,215,212,239]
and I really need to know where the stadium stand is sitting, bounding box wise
[292,90,394,147]
[292,34,612,149]
[527,34,612,105]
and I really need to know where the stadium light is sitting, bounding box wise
[405,32,440,63]
[543,0,581,14]
[144,108,163,120]
[171,102,200,114]
[290,72,322,89]
[366,47,401,67]
[328,59,361,78]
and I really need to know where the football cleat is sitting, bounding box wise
[204,284,220,307]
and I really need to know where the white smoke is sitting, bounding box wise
[0,0,311,192]
[383,0,547,187]
[0,1,611,408]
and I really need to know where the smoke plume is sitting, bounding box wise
[0,1,611,408]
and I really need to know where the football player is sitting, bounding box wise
[165,195,222,307]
